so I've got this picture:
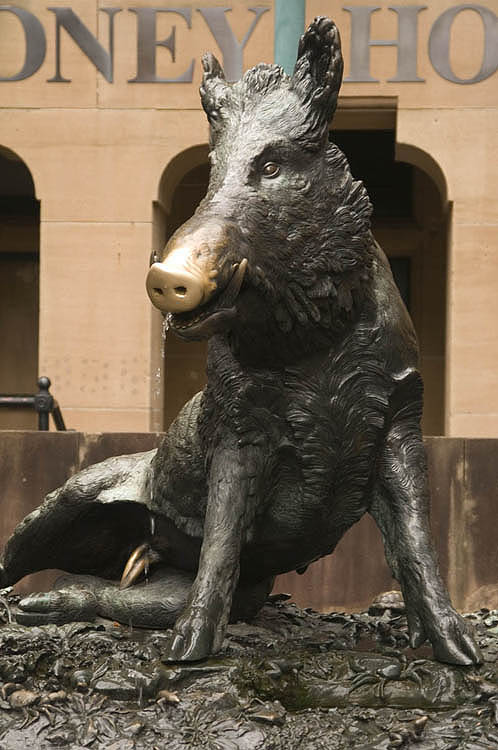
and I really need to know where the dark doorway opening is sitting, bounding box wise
[0,147,40,429]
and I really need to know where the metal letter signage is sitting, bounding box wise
[47,7,121,83]
[128,7,194,83]
[344,5,426,82]
[0,4,496,86]
[197,6,269,81]
[0,6,46,81]
[428,4,498,84]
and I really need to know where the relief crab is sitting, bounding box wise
[348,656,433,701]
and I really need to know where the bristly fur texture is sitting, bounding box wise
[197,19,372,365]
[201,16,343,150]
[0,16,481,670]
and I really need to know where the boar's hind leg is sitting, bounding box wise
[16,570,272,630]
[370,373,481,666]
[16,569,194,628]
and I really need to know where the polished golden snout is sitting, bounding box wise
[146,246,213,314]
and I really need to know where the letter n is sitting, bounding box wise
[47,7,121,83]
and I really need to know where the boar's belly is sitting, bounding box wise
[242,498,367,581]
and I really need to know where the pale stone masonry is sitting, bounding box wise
[0,1,496,435]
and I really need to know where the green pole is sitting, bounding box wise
[274,0,305,74]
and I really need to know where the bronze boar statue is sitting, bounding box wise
[0,18,480,666]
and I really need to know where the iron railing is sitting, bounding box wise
[0,376,66,430]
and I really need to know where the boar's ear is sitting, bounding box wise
[200,53,229,126]
[201,52,225,82]
[291,17,343,128]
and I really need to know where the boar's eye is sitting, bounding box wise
[262,162,280,178]
[149,250,159,266]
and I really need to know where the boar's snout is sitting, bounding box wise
[146,221,238,317]
[146,247,209,314]
[146,221,247,342]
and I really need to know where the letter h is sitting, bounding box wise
[343,5,426,83]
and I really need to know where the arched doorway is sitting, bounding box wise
[152,146,210,429]
[333,130,448,435]
[156,133,448,434]
[0,146,39,429]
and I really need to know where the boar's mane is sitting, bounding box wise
[233,140,373,363]
[202,16,343,150]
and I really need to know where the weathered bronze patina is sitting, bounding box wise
[0,18,481,667]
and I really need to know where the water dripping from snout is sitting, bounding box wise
[162,314,171,337]
[153,316,170,408]
[150,513,156,537]
[153,367,161,403]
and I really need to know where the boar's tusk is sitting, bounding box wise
[225,258,248,306]
[120,543,160,590]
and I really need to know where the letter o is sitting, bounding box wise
[429,4,498,84]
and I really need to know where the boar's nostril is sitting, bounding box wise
[146,260,206,313]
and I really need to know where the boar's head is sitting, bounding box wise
[146,17,373,365]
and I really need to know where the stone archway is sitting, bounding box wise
[0,145,40,429]
[150,146,210,430]
[393,142,450,436]
[330,130,449,435]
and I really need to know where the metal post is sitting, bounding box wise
[0,376,67,430]
[34,376,54,431]
[274,0,305,75]
[51,403,67,431]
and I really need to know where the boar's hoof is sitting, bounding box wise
[164,606,218,662]
[16,587,98,626]
[406,601,482,666]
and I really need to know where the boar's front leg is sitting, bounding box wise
[165,438,261,661]
[370,374,481,666]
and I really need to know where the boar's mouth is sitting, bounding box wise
[167,258,248,340]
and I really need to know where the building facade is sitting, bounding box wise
[0,0,497,436]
